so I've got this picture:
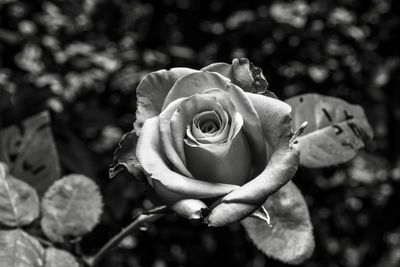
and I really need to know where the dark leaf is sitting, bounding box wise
[109,130,144,180]
[0,111,60,195]
[0,163,39,227]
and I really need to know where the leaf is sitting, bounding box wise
[0,111,61,195]
[285,93,373,167]
[0,229,45,267]
[109,130,144,180]
[44,247,79,267]
[0,163,40,227]
[41,174,103,243]
[241,182,314,264]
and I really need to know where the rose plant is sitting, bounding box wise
[0,58,373,266]
[110,58,373,264]
[112,58,301,223]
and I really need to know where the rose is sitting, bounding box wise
[121,58,299,226]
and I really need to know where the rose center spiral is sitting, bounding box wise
[194,110,221,134]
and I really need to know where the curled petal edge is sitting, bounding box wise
[150,180,209,220]
[109,130,145,181]
[205,140,300,227]
[136,117,239,199]
[202,58,277,97]
[134,68,197,134]
[162,71,267,170]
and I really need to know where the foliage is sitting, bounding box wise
[41,174,103,243]
[0,0,399,266]
[286,94,374,167]
[0,111,60,195]
[242,182,314,264]
[0,112,103,266]
[0,164,39,227]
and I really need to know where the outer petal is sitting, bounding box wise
[204,94,296,226]
[150,180,209,220]
[201,62,232,78]
[246,93,293,149]
[134,68,197,134]
[109,130,144,181]
[185,131,251,185]
[205,140,300,227]
[162,72,267,170]
[202,58,277,97]
[136,117,239,198]
[161,72,229,110]
[159,101,193,178]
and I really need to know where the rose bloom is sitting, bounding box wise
[122,58,299,226]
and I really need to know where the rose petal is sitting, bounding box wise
[171,199,208,220]
[151,180,208,220]
[109,130,144,180]
[189,110,230,144]
[161,72,229,111]
[163,72,267,171]
[205,140,299,226]
[136,117,239,198]
[185,130,251,185]
[159,102,194,178]
[201,62,232,78]
[202,58,277,97]
[159,94,230,177]
[246,93,292,149]
[134,68,197,134]
[192,111,220,136]
[203,59,253,92]
[170,93,243,163]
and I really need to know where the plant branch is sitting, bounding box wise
[88,213,164,266]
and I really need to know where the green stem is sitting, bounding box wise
[88,214,164,266]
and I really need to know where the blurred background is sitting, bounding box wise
[1,0,400,266]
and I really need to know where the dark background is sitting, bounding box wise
[1,0,400,266]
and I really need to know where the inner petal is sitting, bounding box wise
[201,121,217,133]
[163,72,268,177]
[193,110,221,135]
[184,126,252,186]
[170,94,238,162]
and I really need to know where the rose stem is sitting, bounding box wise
[88,213,164,266]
